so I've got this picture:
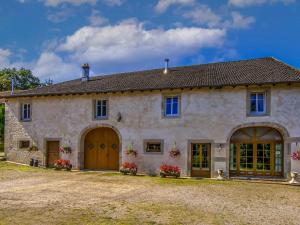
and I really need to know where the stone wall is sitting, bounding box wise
[4,85,300,177]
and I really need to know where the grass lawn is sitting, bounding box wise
[0,162,299,225]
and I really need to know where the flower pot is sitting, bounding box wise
[66,164,72,171]
[29,158,34,166]
[34,159,39,167]
[289,171,299,184]
[217,169,225,180]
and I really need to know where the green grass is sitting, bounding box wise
[0,161,49,172]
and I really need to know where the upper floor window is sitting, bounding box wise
[21,103,31,121]
[95,100,108,119]
[164,96,180,117]
[250,92,266,114]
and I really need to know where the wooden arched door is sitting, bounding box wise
[84,127,119,170]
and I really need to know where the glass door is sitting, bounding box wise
[191,143,211,177]
[256,143,272,176]
[239,144,254,175]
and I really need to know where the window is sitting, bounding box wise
[19,140,30,149]
[248,91,269,116]
[164,96,180,117]
[21,103,31,121]
[95,100,108,119]
[144,140,163,153]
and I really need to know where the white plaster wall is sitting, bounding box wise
[4,85,300,177]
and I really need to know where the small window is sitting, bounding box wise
[95,100,108,119]
[164,96,180,117]
[19,140,30,149]
[21,103,31,121]
[144,140,163,153]
[249,92,266,115]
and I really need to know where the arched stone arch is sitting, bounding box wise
[226,122,290,144]
[77,123,122,169]
[225,122,290,178]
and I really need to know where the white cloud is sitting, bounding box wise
[0,49,12,67]
[103,0,123,6]
[42,0,123,7]
[183,5,221,28]
[229,0,295,7]
[0,48,79,82]
[32,52,79,82]
[184,5,255,29]
[88,10,108,26]
[155,0,195,13]
[43,0,97,7]
[57,20,225,73]
[226,12,255,28]
[47,8,74,23]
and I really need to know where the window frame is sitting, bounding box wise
[18,140,31,149]
[247,89,270,117]
[143,139,164,154]
[94,99,109,120]
[20,103,32,122]
[162,94,181,118]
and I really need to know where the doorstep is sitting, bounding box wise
[229,176,300,186]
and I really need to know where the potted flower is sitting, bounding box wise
[159,164,181,178]
[59,145,72,154]
[169,142,180,158]
[120,162,138,176]
[54,159,64,170]
[125,143,137,157]
[54,159,72,171]
[291,150,300,160]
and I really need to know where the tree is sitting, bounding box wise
[0,68,41,91]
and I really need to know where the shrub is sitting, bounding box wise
[120,162,137,175]
[159,164,180,178]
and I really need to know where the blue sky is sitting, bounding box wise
[0,0,299,82]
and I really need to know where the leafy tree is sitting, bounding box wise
[0,68,41,91]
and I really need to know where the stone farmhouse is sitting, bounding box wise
[2,57,300,178]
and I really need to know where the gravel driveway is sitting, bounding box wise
[0,162,299,225]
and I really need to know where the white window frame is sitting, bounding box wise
[143,139,164,154]
[95,99,108,119]
[249,92,266,115]
[164,95,180,117]
[21,103,31,121]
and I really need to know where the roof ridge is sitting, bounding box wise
[88,57,275,81]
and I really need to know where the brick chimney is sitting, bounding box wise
[82,63,90,81]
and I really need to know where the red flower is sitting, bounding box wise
[122,162,137,170]
[291,150,300,160]
[160,164,181,173]
[54,159,70,166]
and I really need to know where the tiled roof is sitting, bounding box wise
[3,57,300,98]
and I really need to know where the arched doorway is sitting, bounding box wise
[229,127,283,177]
[84,127,120,170]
